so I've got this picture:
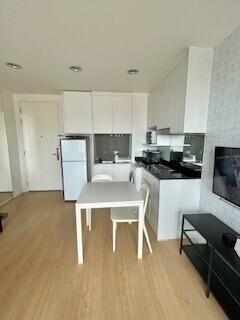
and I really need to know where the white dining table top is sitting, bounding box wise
[76,181,143,208]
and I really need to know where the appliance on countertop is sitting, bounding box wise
[60,137,90,201]
[183,151,196,163]
[146,129,157,145]
[142,150,161,164]
[169,151,183,165]
[150,163,175,175]
[135,156,144,163]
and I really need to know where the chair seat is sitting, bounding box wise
[111,207,138,222]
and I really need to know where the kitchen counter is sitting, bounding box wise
[133,162,201,180]
[131,161,201,240]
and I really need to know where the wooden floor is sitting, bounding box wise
[0,192,227,320]
[0,192,13,206]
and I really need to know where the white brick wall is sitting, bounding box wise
[200,27,240,232]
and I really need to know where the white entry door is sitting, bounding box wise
[21,102,62,191]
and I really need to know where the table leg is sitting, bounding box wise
[137,202,144,259]
[86,208,91,231]
[206,247,214,298]
[86,210,89,227]
[88,209,92,231]
[75,204,83,264]
[180,215,185,254]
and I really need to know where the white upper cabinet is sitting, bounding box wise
[112,96,132,133]
[131,93,148,158]
[148,80,170,130]
[92,92,132,134]
[62,91,142,136]
[168,55,188,134]
[63,91,93,134]
[184,48,213,133]
[93,94,112,133]
[148,47,213,133]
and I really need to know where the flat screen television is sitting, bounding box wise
[213,146,240,207]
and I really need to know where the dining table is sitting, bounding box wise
[75,181,144,264]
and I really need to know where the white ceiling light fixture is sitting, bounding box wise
[6,62,22,70]
[69,65,82,72]
[127,69,139,75]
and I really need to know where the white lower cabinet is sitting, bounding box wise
[92,164,113,177]
[92,164,130,181]
[112,164,130,181]
[141,167,201,240]
[130,164,142,191]
[142,169,160,235]
[158,179,201,239]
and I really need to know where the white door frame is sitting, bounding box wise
[13,94,63,192]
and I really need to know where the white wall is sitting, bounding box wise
[1,89,22,196]
[0,92,13,192]
[200,27,240,232]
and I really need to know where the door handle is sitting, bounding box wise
[56,147,60,161]
[52,148,60,161]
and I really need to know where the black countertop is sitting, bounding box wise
[135,161,201,180]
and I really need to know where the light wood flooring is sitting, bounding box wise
[0,192,13,206]
[0,192,227,320]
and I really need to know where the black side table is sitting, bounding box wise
[0,213,8,232]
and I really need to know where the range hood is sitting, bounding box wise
[157,127,170,135]
[148,127,171,135]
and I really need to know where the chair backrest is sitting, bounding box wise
[91,174,113,182]
[139,183,150,216]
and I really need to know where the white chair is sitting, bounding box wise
[86,174,113,231]
[110,183,152,253]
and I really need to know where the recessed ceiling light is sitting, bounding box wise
[6,62,22,70]
[69,65,82,72]
[127,69,139,75]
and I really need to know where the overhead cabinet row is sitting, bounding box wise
[92,94,132,133]
[148,47,213,133]
[63,91,132,134]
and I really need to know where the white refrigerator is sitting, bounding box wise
[61,138,89,201]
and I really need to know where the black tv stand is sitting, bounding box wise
[180,213,240,320]
[0,213,8,232]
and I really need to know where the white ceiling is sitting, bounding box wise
[0,0,240,94]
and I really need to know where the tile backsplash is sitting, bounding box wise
[183,134,205,162]
[158,134,205,163]
[94,134,131,162]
